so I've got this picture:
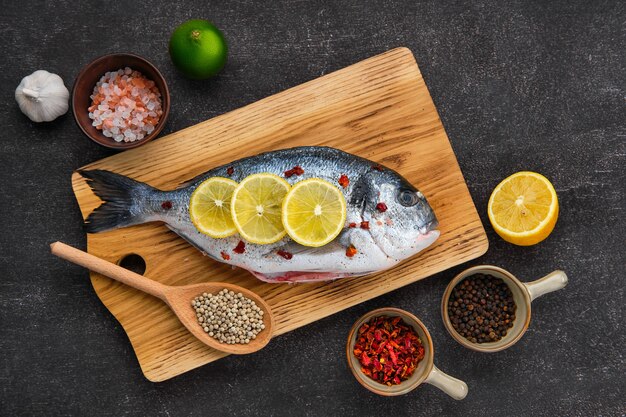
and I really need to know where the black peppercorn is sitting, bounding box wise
[447,273,517,344]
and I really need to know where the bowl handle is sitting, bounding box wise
[424,365,468,400]
[524,270,568,302]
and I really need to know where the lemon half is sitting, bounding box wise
[488,171,559,246]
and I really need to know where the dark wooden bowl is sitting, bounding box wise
[72,53,170,150]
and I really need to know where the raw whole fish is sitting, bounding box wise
[80,146,438,283]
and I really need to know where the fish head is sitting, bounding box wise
[357,170,439,260]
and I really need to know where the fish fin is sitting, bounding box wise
[250,270,364,283]
[176,173,206,189]
[276,240,344,256]
[79,170,160,233]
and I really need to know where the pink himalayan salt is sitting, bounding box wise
[88,67,162,143]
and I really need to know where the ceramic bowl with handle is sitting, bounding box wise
[346,307,468,399]
[441,265,568,352]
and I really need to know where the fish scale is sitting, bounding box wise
[80,146,439,283]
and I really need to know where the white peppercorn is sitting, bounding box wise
[192,289,265,345]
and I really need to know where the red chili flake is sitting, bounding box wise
[338,174,349,188]
[353,315,425,386]
[277,250,293,260]
[226,166,234,176]
[233,241,246,254]
[360,221,370,230]
[346,245,357,258]
[284,166,304,178]
[376,202,388,212]
[161,201,172,210]
[348,222,357,228]
[220,251,231,261]
[372,164,383,171]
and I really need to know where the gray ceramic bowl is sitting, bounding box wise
[346,307,468,399]
[441,265,568,352]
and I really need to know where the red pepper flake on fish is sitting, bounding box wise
[349,222,357,228]
[338,174,350,188]
[346,245,358,257]
[161,201,172,210]
[284,166,304,178]
[372,164,383,171]
[277,250,293,260]
[376,202,388,212]
[226,167,234,176]
[233,240,246,254]
[353,316,425,386]
[360,221,370,230]
[220,251,230,261]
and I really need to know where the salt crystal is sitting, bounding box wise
[88,67,162,144]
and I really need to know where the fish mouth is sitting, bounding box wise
[419,218,438,235]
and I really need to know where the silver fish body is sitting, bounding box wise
[81,146,438,283]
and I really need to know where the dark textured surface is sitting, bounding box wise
[1,1,624,416]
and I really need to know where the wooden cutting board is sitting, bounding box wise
[72,47,488,382]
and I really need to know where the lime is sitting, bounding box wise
[169,19,228,79]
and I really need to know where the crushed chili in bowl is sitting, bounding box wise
[353,316,425,386]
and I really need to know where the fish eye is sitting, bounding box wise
[397,189,419,207]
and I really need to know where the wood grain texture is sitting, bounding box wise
[71,47,488,382]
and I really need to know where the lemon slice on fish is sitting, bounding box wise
[189,177,238,238]
[282,178,347,247]
[488,171,559,246]
[231,173,291,244]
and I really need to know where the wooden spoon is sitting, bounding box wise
[50,241,274,355]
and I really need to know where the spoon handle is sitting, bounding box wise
[50,241,168,300]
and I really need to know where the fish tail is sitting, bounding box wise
[78,169,161,233]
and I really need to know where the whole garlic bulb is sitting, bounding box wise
[15,70,69,122]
